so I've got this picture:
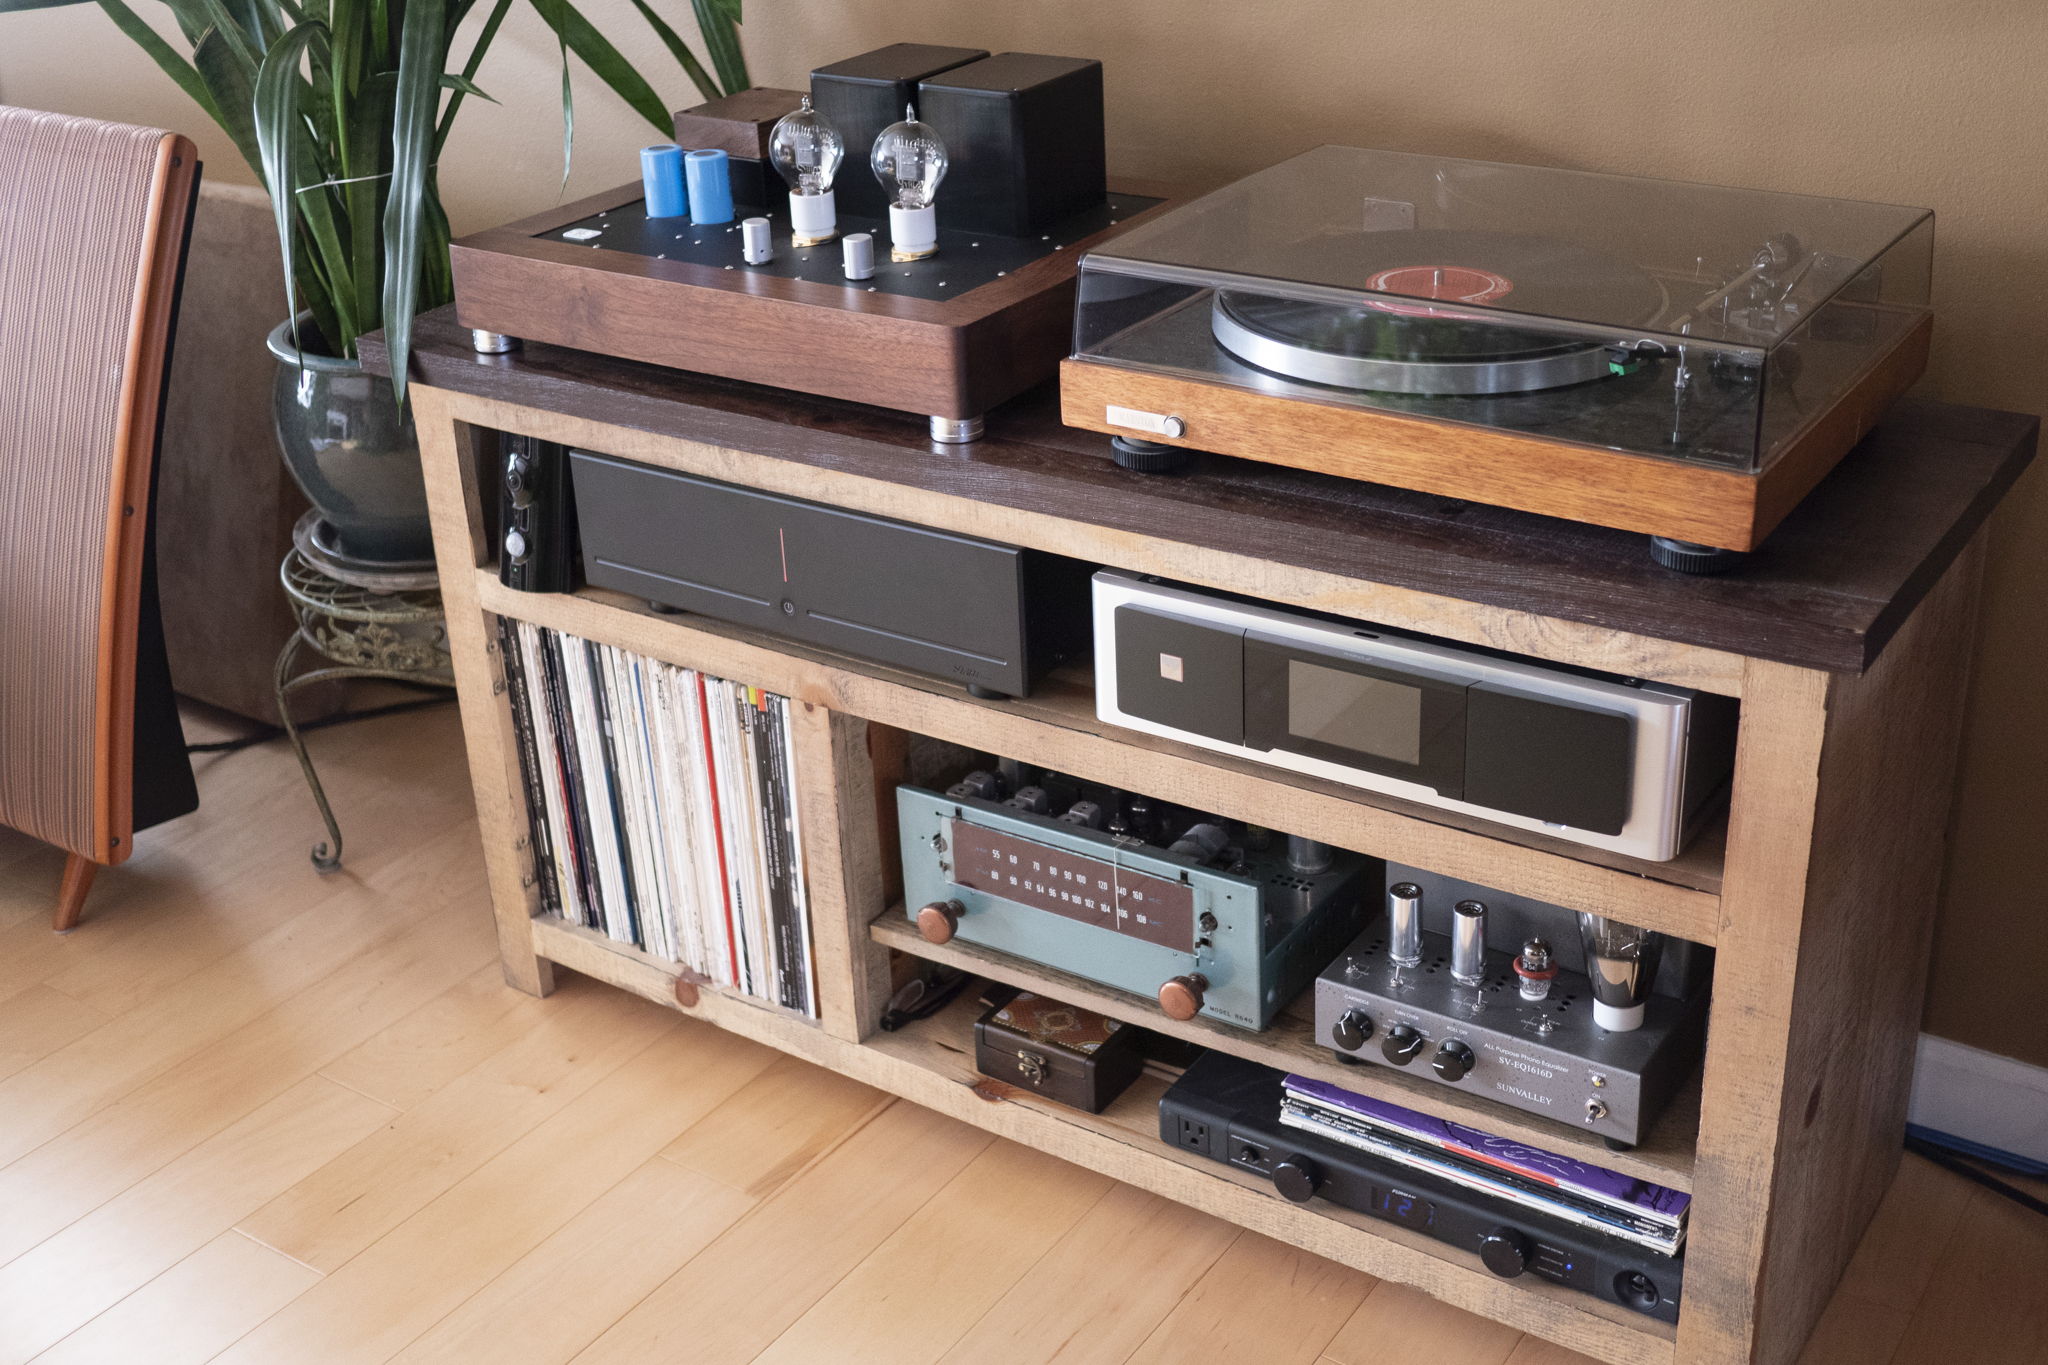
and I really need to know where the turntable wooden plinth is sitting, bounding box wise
[1061,308,1931,553]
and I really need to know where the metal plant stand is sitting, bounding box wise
[275,513,452,871]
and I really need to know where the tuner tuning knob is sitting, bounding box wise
[1158,973,1208,1021]
[915,899,963,944]
[1479,1226,1530,1279]
[1332,1009,1374,1051]
[1272,1154,1322,1204]
[1432,1040,1476,1082]
[1381,1023,1425,1066]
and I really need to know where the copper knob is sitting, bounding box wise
[916,899,963,944]
[1158,973,1209,1021]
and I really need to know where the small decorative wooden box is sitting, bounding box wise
[975,989,1148,1114]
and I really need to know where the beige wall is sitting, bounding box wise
[5,0,2044,1063]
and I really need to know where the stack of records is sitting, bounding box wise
[1281,1075,1688,1257]
[498,620,816,1018]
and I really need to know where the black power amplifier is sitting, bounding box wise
[1159,1052,1682,1323]
[569,451,1091,699]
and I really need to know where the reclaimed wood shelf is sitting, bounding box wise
[387,303,2037,1365]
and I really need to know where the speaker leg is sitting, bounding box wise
[52,853,98,934]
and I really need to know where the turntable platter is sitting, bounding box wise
[1211,230,1667,396]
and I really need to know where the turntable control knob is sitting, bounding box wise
[1158,974,1208,1021]
[915,899,963,944]
[1433,1040,1476,1082]
[1332,1009,1374,1051]
[1272,1154,1322,1204]
[503,528,529,565]
[1381,1023,1425,1066]
[1160,415,1187,439]
[1480,1227,1530,1279]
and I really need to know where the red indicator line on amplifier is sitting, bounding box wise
[779,527,788,583]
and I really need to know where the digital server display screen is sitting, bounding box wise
[1288,661,1423,765]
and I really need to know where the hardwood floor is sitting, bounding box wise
[0,700,2040,1365]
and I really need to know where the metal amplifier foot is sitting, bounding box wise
[929,415,985,444]
[471,329,520,355]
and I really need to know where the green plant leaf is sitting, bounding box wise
[254,17,329,356]
[623,0,716,106]
[433,0,510,154]
[381,0,446,402]
[529,0,670,133]
[686,0,744,96]
[191,25,263,173]
[89,0,224,124]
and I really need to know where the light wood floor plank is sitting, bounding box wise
[0,985,108,1082]
[238,973,676,1272]
[208,1018,775,1365]
[754,1139,1113,1365]
[316,962,548,1110]
[0,1074,392,1364]
[387,1158,756,1365]
[934,1183,1239,1365]
[0,819,486,1173]
[570,1098,991,1365]
[0,843,493,1266]
[657,1052,891,1199]
[1502,1338,1602,1364]
[24,1230,320,1365]
[1882,1175,2048,1365]
[1323,1280,1523,1365]
[1125,1230,1376,1365]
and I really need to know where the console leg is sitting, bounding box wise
[1649,536,1747,574]
[470,329,520,355]
[52,853,97,934]
[646,600,686,615]
[965,683,1011,701]
[1332,1050,1362,1067]
[1111,435,1193,473]
[929,415,984,444]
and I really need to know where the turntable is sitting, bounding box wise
[1060,147,1934,569]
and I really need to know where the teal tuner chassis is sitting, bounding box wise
[896,784,1377,1031]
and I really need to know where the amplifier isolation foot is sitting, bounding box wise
[930,415,985,444]
[470,329,520,354]
[1111,435,1193,473]
[1649,536,1747,575]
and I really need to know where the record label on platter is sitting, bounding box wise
[1212,229,1667,396]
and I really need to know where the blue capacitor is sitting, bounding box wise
[640,144,688,219]
[684,148,735,225]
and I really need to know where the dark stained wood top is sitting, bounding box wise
[368,306,2037,675]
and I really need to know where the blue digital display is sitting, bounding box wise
[1373,1185,1435,1229]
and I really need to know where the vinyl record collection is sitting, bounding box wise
[498,620,817,1017]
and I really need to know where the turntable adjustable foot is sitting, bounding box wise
[1649,537,1747,575]
[1110,435,1193,474]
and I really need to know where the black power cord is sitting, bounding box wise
[1905,1133,2048,1221]
[186,692,455,756]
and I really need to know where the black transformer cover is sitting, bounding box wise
[809,44,988,220]
[568,450,1090,698]
[917,53,1106,236]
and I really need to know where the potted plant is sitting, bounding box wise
[2,0,747,563]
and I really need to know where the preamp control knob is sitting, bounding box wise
[915,899,963,944]
[1381,1024,1425,1066]
[1158,974,1209,1021]
[505,457,534,508]
[1432,1040,1476,1082]
[1480,1227,1530,1279]
[1332,1009,1374,1051]
[1272,1154,1322,1204]
[503,528,529,564]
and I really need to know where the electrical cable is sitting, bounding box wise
[186,693,455,756]
[1904,1133,2048,1222]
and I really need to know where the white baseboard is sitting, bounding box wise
[1907,1034,2048,1165]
